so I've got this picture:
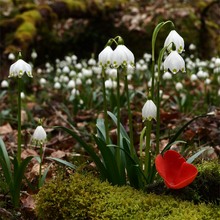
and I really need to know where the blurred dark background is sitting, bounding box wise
[0,0,219,78]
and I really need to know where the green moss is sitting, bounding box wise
[63,0,87,13]
[17,9,42,24]
[35,172,220,220]
[15,21,36,44]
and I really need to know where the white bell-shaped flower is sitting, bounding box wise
[142,99,157,121]
[98,46,113,67]
[175,82,183,91]
[164,30,184,53]
[32,125,47,145]
[111,45,134,68]
[164,51,185,74]
[1,80,9,88]
[162,71,172,80]
[9,59,32,78]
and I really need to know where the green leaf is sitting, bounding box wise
[12,156,33,207]
[162,114,211,154]
[187,148,208,164]
[0,138,13,192]
[93,135,126,185]
[38,163,53,187]
[46,157,77,170]
[96,118,107,141]
[107,111,129,140]
[54,126,108,179]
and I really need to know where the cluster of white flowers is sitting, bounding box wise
[163,30,185,74]
[98,40,134,69]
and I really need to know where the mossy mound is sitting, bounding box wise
[35,170,220,220]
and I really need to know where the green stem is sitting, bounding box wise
[155,79,160,155]
[39,144,43,188]
[124,72,134,155]
[17,78,22,164]
[101,68,110,144]
[151,60,155,101]
[116,69,121,164]
[151,20,174,100]
[145,120,152,177]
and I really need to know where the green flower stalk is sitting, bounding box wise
[32,124,47,188]
[98,40,114,144]
[9,52,33,164]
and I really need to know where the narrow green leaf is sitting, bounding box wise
[46,157,77,170]
[107,111,129,140]
[93,135,126,185]
[39,163,53,187]
[0,138,12,180]
[54,126,108,179]
[187,148,208,164]
[162,114,211,154]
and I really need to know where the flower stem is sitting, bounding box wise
[145,120,152,177]
[124,71,134,156]
[151,60,155,101]
[17,78,22,164]
[116,68,121,163]
[155,79,160,155]
[101,68,110,144]
[38,144,43,188]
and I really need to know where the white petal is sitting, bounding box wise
[142,100,157,121]
[33,126,47,141]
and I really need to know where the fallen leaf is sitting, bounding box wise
[0,123,13,134]
[21,194,36,209]
[51,150,66,158]
[21,149,38,160]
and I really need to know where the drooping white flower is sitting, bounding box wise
[175,82,183,91]
[105,79,117,89]
[189,44,196,50]
[205,78,211,85]
[164,51,185,74]
[190,74,198,82]
[111,44,135,68]
[164,30,184,53]
[54,82,61,89]
[107,68,117,78]
[39,78,47,86]
[8,53,15,60]
[67,80,75,88]
[86,79,92,85]
[32,125,47,144]
[142,99,157,121]
[215,58,220,67]
[98,46,113,67]
[88,58,96,66]
[20,92,25,99]
[162,71,172,80]
[197,69,208,78]
[75,63,82,69]
[63,66,70,73]
[31,50,37,59]
[71,88,79,96]
[1,80,9,88]
[9,59,32,78]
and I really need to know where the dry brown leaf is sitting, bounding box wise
[51,150,66,158]
[21,149,38,160]
[0,123,13,134]
[21,194,36,210]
